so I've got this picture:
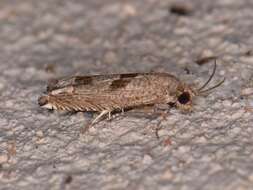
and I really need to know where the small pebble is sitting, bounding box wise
[196,49,216,65]
[122,4,137,16]
[36,130,44,138]
[103,51,119,65]
[169,2,193,16]
[142,154,153,165]
[0,82,4,90]
[230,110,244,120]
[241,88,253,96]
[178,146,190,153]
[222,100,232,107]
[248,173,253,182]
[161,169,173,180]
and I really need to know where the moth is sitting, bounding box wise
[38,60,224,127]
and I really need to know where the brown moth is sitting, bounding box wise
[38,60,224,126]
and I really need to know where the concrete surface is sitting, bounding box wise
[0,0,253,189]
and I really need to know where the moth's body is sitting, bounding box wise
[38,63,223,126]
[39,73,196,123]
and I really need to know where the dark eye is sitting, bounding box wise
[178,92,190,104]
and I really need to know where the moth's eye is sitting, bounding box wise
[178,92,190,104]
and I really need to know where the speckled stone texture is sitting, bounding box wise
[1,0,253,189]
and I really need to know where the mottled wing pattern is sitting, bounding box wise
[41,73,180,112]
[47,73,141,93]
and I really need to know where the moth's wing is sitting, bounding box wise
[47,76,94,92]
[72,73,151,94]
[45,93,123,112]
[47,74,141,92]
[71,74,169,108]
[44,73,176,111]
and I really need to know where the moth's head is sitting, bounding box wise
[175,59,225,111]
[174,84,197,111]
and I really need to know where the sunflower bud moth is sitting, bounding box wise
[38,60,224,129]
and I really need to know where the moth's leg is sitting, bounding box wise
[81,110,110,134]
[153,103,170,113]
[154,114,167,139]
[106,108,124,122]
[107,111,112,121]
[107,111,111,120]
[152,104,171,139]
[91,110,110,125]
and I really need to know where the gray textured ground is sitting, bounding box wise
[1,0,253,189]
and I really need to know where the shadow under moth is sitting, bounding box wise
[38,60,224,130]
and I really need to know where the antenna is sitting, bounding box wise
[199,77,225,94]
[197,59,217,92]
